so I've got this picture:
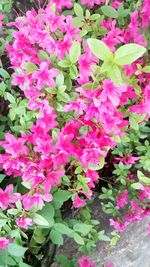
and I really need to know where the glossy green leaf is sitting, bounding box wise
[114,44,146,65]
[50,229,63,245]
[38,50,50,60]
[22,62,38,75]
[108,64,122,85]
[54,223,73,236]
[74,3,83,18]
[73,233,84,245]
[73,223,92,235]
[8,243,27,257]
[53,190,72,203]
[137,171,150,185]
[69,41,81,63]
[0,68,10,79]
[101,5,118,18]
[87,38,113,61]
[33,214,50,227]
[142,66,150,73]
[6,93,16,104]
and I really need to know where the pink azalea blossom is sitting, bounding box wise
[0,237,12,250]
[109,218,130,232]
[0,133,29,158]
[116,190,128,209]
[105,263,115,267]
[16,216,33,230]
[0,14,4,27]
[22,190,53,211]
[114,156,139,165]
[78,256,95,267]
[32,62,59,90]
[0,184,20,210]
[73,194,86,208]
[100,80,127,107]
[49,0,72,12]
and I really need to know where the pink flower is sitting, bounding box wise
[0,237,12,250]
[100,80,127,107]
[0,14,4,28]
[0,184,20,210]
[114,156,139,165]
[80,0,105,8]
[116,190,128,209]
[109,218,129,232]
[0,133,29,158]
[73,194,86,208]
[16,216,33,230]
[32,62,59,90]
[141,0,150,28]
[49,0,72,12]
[105,263,115,267]
[22,190,52,211]
[78,256,95,267]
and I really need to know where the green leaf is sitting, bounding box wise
[74,3,83,18]
[131,182,143,190]
[142,66,150,73]
[0,211,7,219]
[108,64,122,85]
[114,44,146,65]
[98,230,110,241]
[53,190,72,203]
[89,14,100,20]
[73,233,84,245]
[38,50,50,60]
[8,243,27,257]
[58,60,71,68]
[101,5,118,18]
[0,219,7,228]
[69,65,78,79]
[38,203,54,223]
[6,93,16,104]
[19,263,32,267]
[69,41,81,63]
[33,214,50,227]
[82,83,93,90]
[118,4,129,18]
[75,166,82,174]
[7,209,19,215]
[137,171,150,185]
[0,68,10,79]
[33,227,45,244]
[79,125,88,135]
[73,223,92,235]
[88,156,105,171]
[99,156,105,169]
[54,223,73,236]
[0,174,6,183]
[0,250,16,266]
[22,62,38,75]
[56,73,64,87]
[50,229,63,245]
[73,17,84,27]
[87,38,113,61]
[55,255,75,267]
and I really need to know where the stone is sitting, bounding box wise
[50,199,150,267]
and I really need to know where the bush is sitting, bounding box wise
[0,0,149,266]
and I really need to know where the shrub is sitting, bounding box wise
[0,0,149,266]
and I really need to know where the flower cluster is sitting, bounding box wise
[0,0,149,259]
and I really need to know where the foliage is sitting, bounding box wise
[0,0,149,266]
